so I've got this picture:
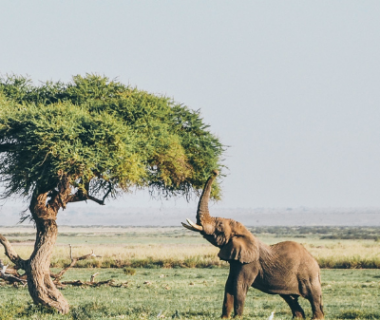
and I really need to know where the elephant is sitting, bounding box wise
[182,170,324,319]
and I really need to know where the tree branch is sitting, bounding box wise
[67,185,113,206]
[88,195,106,205]
[0,259,27,285]
[102,181,113,203]
[90,272,99,283]
[50,245,98,282]
[0,234,28,270]
[89,181,113,205]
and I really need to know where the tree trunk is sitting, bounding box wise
[25,180,73,314]
[25,219,69,314]
[0,174,104,314]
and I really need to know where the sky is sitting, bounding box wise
[1,1,380,211]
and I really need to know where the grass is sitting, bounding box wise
[1,268,380,319]
[123,268,136,276]
[1,227,380,318]
[1,226,380,269]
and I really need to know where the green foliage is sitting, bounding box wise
[0,74,224,202]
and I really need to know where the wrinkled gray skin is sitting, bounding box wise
[182,171,324,319]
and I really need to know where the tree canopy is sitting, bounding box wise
[0,74,225,314]
[0,74,224,207]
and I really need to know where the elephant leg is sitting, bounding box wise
[280,295,305,319]
[233,281,249,318]
[222,273,234,319]
[222,292,234,319]
[229,261,257,318]
[305,287,324,319]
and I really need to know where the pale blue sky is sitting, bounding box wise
[1,1,380,209]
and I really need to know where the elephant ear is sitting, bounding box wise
[218,235,259,264]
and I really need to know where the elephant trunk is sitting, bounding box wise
[196,170,218,225]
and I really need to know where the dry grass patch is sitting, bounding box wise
[1,226,380,269]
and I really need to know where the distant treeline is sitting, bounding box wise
[3,226,380,240]
[247,226,380,241]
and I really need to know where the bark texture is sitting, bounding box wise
[26,219,69,314]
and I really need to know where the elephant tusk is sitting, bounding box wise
[181,221,203,232]
[181,222,198,232]
[186,218,203,231]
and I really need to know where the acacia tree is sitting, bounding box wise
[0,74,223,313]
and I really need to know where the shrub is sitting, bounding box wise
[123,267,136,276]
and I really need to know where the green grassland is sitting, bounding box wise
[1,226,380,319]
[1,268,380,320]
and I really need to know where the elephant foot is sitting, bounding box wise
[293,311,305,319]
[311,309,324,320]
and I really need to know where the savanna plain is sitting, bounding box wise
[0,226,380,320]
